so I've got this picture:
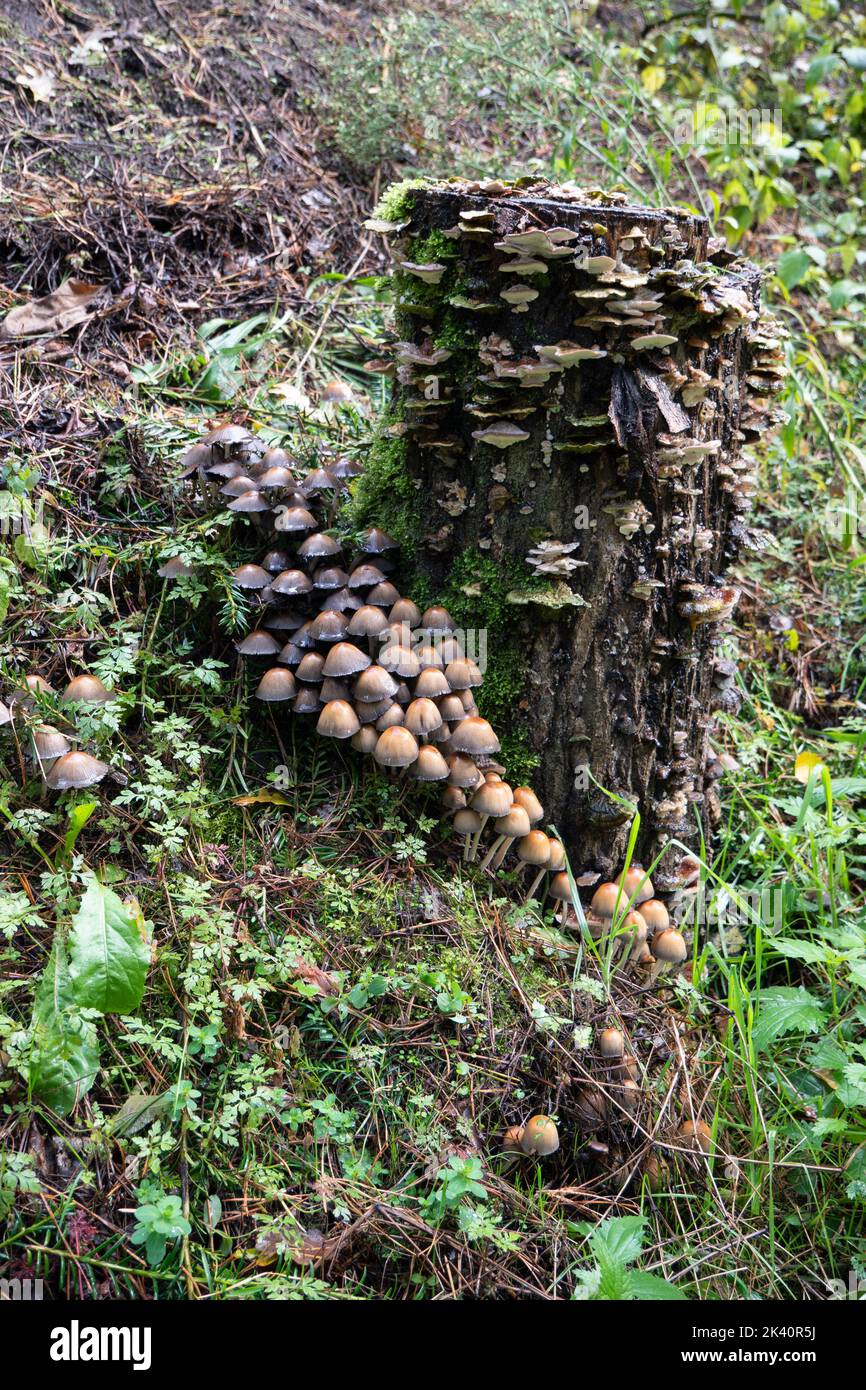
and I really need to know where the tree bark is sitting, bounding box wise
[366,180,784,886]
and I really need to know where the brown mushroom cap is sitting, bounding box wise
[404,697,443,738]
[420,605,456,635]
[438,693,466,722]
[590,882,623,918]
[232,564,271,590]
[347,562,387,591]
[320,677,350,703]
[519,1115,559,1157]
[470,780,513,818]
[351,725,379,754]
[618,863,654,904]
[367,581,401,608]
[374,726,419,768]
[261,549,294,574]
[360,527,400,555]
[389,598,421,628]
[228,490,270,513]
[512,786,544,824]
[447,754,482,789]
[255,668,297,702]
[502,1124,525,1154]
[258,466,297,492]
[272,569,314,597]
[410,744,449,781]
[236,629,281,657]
[292,685,321,714]
[316,700,361,739]
[273,505,317,533]
[157,556,194,580]
[352,665,399,703]
[220,474,257,497]
[638,899,670,934]
[516,830,551,867]
[652,928,688,965]
[575,1086,607,1132]
[453,807,482,835]
[492,805,531,839]
[443,658,480,690]
[379,644,421,679]
[46,750,109,790]
[63,674,114,704]
[450,716,500,756]
[357,698,393,725]
[347,606,390,640]
[413,667,451,699]
[296,652,326,683]
[32,725,72,761]
[309,610,350,644]
[441,786,467,813]
[678,1118,713,1154]
[548,871,573,904]
[298,533,342,562]
[322,643,371,678]
[598,1027,625,1059]
[314,565,350,592]
[547,840,566,871]
[375,703,405,731]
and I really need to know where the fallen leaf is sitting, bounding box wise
[0,281,104,340]
[231,789,292,806]
[15,67,57,103]
[291,955,338,997]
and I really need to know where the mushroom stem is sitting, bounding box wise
[492,837,514,870]
[478,833,506,872]
[526,866,547,903]
[462,833,473,862]
[469,813,489,862]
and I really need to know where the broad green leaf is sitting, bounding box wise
[109,1090,171,1137]
[589,1214,647,1267]
[29,941,99,1115]
[841,46,866,72]
[628,1270,688,1300]
[777,249,811,291]
[752,986,826,1053]
[69,878,151,1014]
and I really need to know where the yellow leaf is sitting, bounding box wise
[641,64,667,93]
[232,790,292,806]
[794,751,825,784]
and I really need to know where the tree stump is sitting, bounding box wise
[359,180,785,885]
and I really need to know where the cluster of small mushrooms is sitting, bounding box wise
[178,425,699,980]
[179,422,582,902]
[0,672,117,790]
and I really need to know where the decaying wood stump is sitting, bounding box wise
[361,180,785,884]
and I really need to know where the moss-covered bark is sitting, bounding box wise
[361,179,785,883]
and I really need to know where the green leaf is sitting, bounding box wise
[56,800,98,868]
[29,941,100,1115]
[776,248,811,290]
[841,46,866,72]
[69,878,151,1014]
[628,1270,688,1300]
[588,1214,647,1267]
[752,986,827,1053]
